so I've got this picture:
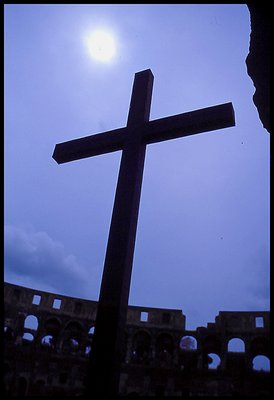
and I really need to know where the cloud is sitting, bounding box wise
[4,224,98,299]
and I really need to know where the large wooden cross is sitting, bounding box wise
[52,69,235,396]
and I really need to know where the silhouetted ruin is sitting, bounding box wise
[246,3,270,133]
[4,282,270,396]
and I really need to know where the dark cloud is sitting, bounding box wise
[4,224,98,299]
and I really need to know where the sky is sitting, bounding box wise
[4,4,270,330]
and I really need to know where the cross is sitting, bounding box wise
[52,69,235,396]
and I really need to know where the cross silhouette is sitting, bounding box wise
[53,69,235,396]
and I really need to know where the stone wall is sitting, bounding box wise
[4,282,270,396]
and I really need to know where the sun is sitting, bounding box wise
[85,30,116,62]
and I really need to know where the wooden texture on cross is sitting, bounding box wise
[52,69,235,396]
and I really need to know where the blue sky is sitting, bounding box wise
[4,4,269,330]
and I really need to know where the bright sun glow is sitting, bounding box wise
[86,30,116,62]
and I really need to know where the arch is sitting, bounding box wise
[62,320,84,347]
[4,325,15,341]
[85,344,92,356]
[22,332,34,341]
[180,336,197,351]
[156,333,174,354]
[131,330,151,364]
[88,326,95,336]
[156,333,174,366]
[207,353,221,370]
[44,317,61,334]
[64,320,83,332]
[227,338,245,352]
[24,315,38,330]
[41,335,54,347]
[62,337,80,354]
[252,355,270,372]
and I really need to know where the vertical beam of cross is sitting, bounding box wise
[86,70,154,396]
[52,69,235,397]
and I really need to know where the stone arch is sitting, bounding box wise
[61,320,84,354]
[88,326,95,335]
[207,353,221,370]
[252,355,270,372]
[227,337,245,352]
[156,333,174,366]
[85,325,95,357]
[62,337,80,354]
[179,335,198,351]
[131,330,152,364]
[44,317,61,335]
[41,334,55,349]
[22,332,34,342]
[24,315,38,330]
[63,320,83,335]
[4,325,15,342]
[42,317,61,348]
[179,336,199,371]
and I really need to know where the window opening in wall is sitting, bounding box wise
[4,326,14,341]
[140,311,148,322]
[23,332,34,341]
[24,315,38,330]
[228,338,245,352]
[62,337,80,354]
[53,299,62,309]
[41,335,54,347]
[32,294,41,305]
[207,353,221,369]
[252,355,270,372]
[132,331,151,364]
[85,345,92,356]
[255,316,264,328]
[180,336,197,351]
[88,326,95,336]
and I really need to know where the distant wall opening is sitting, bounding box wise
[228,338,245,352]
[22,332,34,342]
[140,311,148,322]
[255,317,264,328]
[32,294,41,305]
[53,299,62,309]
[24,315,38,330]
[207,353,221,370]
[180,336,197,351]
[252,355,270,372]
[132,331,151,364]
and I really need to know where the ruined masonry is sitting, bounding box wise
[4,282,270,396]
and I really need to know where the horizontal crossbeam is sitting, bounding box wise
[53,102,235,164]
[52,127,127,164]
[143,102,235,144]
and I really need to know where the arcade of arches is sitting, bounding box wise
[4,282,270,396]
